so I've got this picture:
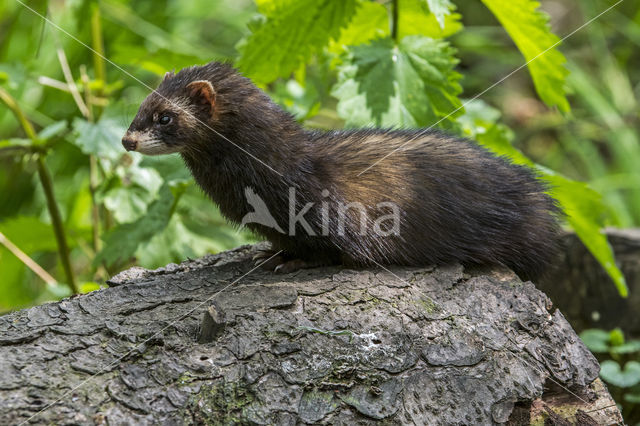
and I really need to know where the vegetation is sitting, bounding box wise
[581,328,640,420]
[0,0,638,419]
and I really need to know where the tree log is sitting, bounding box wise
[0,245,623,425]
[539,228,640,337]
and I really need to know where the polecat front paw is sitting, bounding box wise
[252,250,326,274]
[252,250,285,270]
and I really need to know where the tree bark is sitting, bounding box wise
[0,244,623,425]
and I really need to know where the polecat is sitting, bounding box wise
[122,61,560,280]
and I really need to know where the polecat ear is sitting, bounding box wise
[163,70,174,81]
[186,80,216,114]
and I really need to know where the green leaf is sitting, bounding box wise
[71,117,126,161]
[37,120,67,140]
[135,216,227,268]
[546,174,628,297]
[140,155,193,183]
[624,392,640,404]
[332,36,462,128]
[610,340,640,355]
[481,0,570,112]
[95,183,183,266]
[0,216,59,310]
[237,0,359,84]
[399,0,462,39]
[609,328,625,346]
[458,100,532,165]
[271,79,321,120]
[111,45,205,77]
[579,329,611,353]
[254,0,280,15]
[422,0,453,29]
[600,360,640,388]
[330,1,389,52]
[79,281,101,294]
[102,164,164,223]
[35,282,72,305]
[103,187,151,224]
[459,99,627,297]
[0,216,58,254]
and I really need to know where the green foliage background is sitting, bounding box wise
[1,0,639,419]
[0,0,636,304]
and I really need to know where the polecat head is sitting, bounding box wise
[122,62,240,156]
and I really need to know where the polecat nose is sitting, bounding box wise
[122,136,137,151]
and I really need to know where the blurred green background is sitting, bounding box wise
[1,0,639,419]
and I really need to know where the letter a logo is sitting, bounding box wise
[240,187,284,233]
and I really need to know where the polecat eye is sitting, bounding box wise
[159,115,171,125]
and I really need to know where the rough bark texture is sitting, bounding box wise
[539,228,640,337]
[0,244,623,425]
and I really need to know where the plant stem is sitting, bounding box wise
[0,86,79,294]
[0,231,57,287]
[90,1,112,240]
[391,0,399,42]
[80,64,101,254]
[36,155,79,294]
[56,48,90,118]
[90,1,106,119]
[89,156,101,253]
[0,87,37,140]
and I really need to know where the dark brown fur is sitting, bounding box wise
[123,61,561,281]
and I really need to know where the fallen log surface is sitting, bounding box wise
[0,245,623,424]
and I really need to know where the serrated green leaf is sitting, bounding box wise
[330,1,389,52]
[422,0,453,29]
[95,184,182,266]
[600,360,640,388]
[71,117,126,161]
[237,0,359,84]
[481,0,569,112]
[332,36,462,128]
[399,0,462,39]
